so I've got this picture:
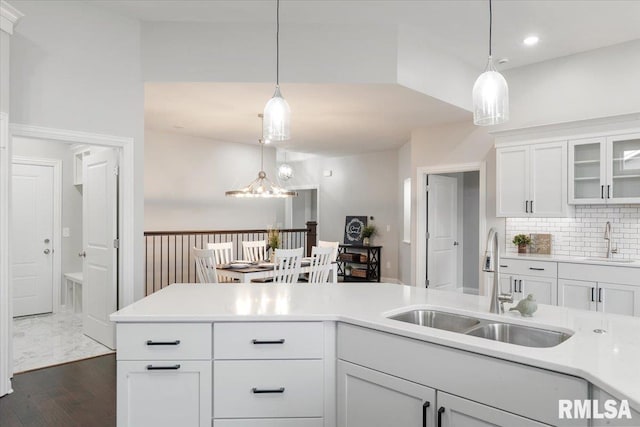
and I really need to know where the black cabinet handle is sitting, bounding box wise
[252,339,285,345]
[530,200,534,213]
[607,185,611,199]
[437,407,445,427]
[499,264,508,268]
[146,340,180,346]
[423,401,430,427]
[601,185,604,199]
[598,288,603,303]
[146,364,180,370]
[529,267,545,271]
[525,200,529,213]
[591,287,595,302]
[251,387,285,394]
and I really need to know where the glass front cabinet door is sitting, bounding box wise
[569,138,607,204]
[607,133,640,203]
[569,133,640,204]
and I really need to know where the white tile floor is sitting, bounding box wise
[13,311,113,373]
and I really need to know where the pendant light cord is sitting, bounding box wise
[489,0,492,57]
[276,0,280,86]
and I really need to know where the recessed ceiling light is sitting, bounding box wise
[523,36,539,46]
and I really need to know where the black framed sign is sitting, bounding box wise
[344,216,367,245]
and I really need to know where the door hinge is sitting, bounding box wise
[425,232,430,239]
[425,185,430,193]
[425,279,430,287]
[114,165,120,176]
[113,238,120,249]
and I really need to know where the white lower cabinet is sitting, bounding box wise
[495,273,557,305]
[558,279,640,316]
[437,391,547,427]
[117,360,211,427]
[337,360,549,427]
[337,360,436,427]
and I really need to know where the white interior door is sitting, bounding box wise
[82,148,118,349]
[11,163,54,317]
[427,175,458,289]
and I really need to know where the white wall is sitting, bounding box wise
[288,149,400,280]
[462,171,480,289]
[397,141,411,285]
[142,22,398,84]
[502,39,640,130]
[10,0,145,299]
[12,137,83,282]
[144,130,283,231]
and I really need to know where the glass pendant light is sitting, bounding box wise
[473,0,509,126]
[277,152,293,181]
[263,0,291,141]
[226,115,297,198]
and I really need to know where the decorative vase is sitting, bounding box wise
[345,267,352,276]
[270,251,276,263]
[518,244,527,254]
[363,237,370,246]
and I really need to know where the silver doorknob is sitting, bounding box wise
[78,251,86,258]
[44,249,50,254]
[453,241,459,246]
[44,238,50,244]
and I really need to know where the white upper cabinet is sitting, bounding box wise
[496,141,568,217]
[569,133,640,204]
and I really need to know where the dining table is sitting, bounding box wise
[216,258,338,283]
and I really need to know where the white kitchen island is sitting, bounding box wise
[110,283,640,427]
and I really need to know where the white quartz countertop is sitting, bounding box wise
[501,253,640,268]
[111,283,640,410]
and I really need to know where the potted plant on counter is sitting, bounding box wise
[361,225,377,246]
[512,234,531,254]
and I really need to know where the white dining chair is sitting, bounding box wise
[192,247,219,284]
[207,241,234,265]
[242,240,267,262]
[308,246,335,284]
[273,247,303,284]
[318,240,340,262]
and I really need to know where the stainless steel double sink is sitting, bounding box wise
[388,309,572,348]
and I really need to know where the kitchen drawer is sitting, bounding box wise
[214,322,323,360]
[117,323,211,361]
[499,258,557,278]
[559,262,640,286]
[214,360,324,418]
[213,419,323,427]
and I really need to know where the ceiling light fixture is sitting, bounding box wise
[523,35,539,46]
[263,0,291,141]
[278,152,293,181]
[472,0,509,126]
[225,115,297,198]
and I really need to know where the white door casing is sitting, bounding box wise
[427,175,458,289]
[11,159,61,316]
[82,148,118,349]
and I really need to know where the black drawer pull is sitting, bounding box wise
[529,267,545,271]
[591,287,595,302]
[437,407,445,427]
[252,339,285,345]
[423,401,430,427]
[499,265,508,268]
[251,387,285,394]
[146,340,180,346]
[146,364,181,370]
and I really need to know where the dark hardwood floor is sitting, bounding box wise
[0,354,116,427]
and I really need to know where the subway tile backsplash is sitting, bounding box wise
[505,205,640,259]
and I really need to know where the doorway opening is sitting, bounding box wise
[10,135,119,373]
[416,163,486,294]
[283,186,319,232]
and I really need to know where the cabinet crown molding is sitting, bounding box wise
[492,113,640,148]
[0,1,24,35]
